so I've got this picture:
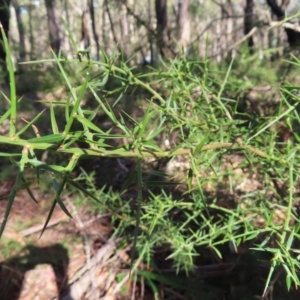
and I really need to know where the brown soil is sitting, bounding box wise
[0,181,133,300]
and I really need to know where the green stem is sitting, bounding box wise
[130,158,143,270]
[281,159,294,244]
[0,135,281,161]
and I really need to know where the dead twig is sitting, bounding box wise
[63,239,118,300]
[66,196,97,291]
[269,21,300,33]
[19,216,67,237]
[209,27,257,59]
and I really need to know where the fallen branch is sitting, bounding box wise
[62,239,120,300]
[269,21,300,33]
[19,216,67,236]
[209,27,257,59]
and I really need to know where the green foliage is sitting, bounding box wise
[0,237,24,259]
[2,25,300,298]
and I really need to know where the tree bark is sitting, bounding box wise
[80,11,90,51]
[244,0,255,52]
[88,0,100,60]
[45,0,61,53]
[280,0,290,11]
[11,0,26,62]
[176,0,190,54]
[155,0,170,58]
[266,0,300,47]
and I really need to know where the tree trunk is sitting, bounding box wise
[155,0,170,58]
[0,0,10,70]
[244,0,255,52]
[80,11,90,51]
[266,0,300,47]
[89,0,100,60]
[45,0,61,53]
[176,0,190,55]
[226,0,235,58]
[280,0,290,11]
[11,0,26,62]
[105,0,121,54]
[119,1,131,59]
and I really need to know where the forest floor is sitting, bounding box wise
[0,85,141,300]
[0,180,130,300]
[2,63,300,299]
